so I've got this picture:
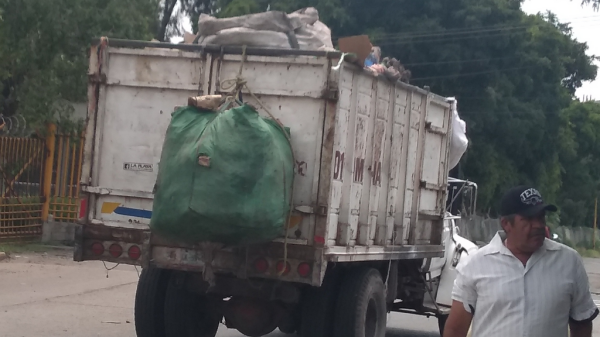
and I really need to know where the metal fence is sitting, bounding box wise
[0,125,85,241]
[48,133,85,223]
[0,136,46,241]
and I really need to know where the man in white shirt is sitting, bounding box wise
[444,185,598,337]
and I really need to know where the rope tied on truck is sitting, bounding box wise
[219,45,298,278]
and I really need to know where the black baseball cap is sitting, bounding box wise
[499,186,558,217]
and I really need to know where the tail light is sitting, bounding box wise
[78,198,87,220]
[108,244,123,258]
[297,262,311,278]
[276,261,291,275]
[128,245,141,260]
[254,258,269,273]
[91,242,104,256]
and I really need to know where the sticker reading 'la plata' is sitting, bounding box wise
[123,162,153,172]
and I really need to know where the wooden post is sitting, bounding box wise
[41,123,56,222]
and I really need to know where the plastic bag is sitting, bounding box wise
[150,105,294,246]
[447,98,468,170]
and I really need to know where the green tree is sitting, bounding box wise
[0,0,158,131]
[557,101,600,227]
[581,0,599,10]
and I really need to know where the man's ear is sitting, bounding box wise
[500,217,512,233]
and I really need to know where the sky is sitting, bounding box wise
[175,0,599,99]
[521,0,600,100]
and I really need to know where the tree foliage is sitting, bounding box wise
[581,0,600,10]
[0,0,159,132]
[557,101,600,227]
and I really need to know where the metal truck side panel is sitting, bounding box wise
[324,63,452,252]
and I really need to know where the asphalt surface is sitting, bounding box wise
[0,249,599,337]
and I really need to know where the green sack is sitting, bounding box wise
[150,104,294,245]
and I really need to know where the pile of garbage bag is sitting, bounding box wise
[150,98,294,245]
[364,46,412,83]
[195,7,335,51]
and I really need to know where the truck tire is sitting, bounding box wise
[299,267,342,337]
[163,273,220,337]
[333,268,387,337]
[134,266,170,337]
[438,314,448,336]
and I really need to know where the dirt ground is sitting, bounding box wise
[1,248,600,337]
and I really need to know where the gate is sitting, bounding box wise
[48,131,85,224]
[0,136,46,241]
[0,125,85,241]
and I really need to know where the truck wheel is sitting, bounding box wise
[333,268,387,337]
[163,273,220,337]
[438,315,448,336]
[300,267,342,337]
[134,266,170,337]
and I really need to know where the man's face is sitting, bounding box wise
[504,212,547,253]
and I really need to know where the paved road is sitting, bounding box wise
[1,249,599,337]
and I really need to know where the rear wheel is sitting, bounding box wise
[134,266,170,337]
[163,273,221,337]
[333,268,387,337]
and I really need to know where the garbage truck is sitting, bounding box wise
[74,37,478,337]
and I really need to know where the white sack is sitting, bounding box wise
[198,12,294,36]
[295,20,335,51]
[447,98,468,171]
[196,8,335,51]
[199,28,292,49]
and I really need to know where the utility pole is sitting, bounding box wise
[594,197,598,249]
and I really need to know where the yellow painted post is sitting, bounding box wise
[41,123,56,222]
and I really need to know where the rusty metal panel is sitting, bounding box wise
[324,62,451,255]
[371,84,393,246]
[414,99,452,245]
[0,137,45,241]
[389,90,412,245]
[323,66,353,247]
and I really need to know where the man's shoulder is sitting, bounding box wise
[471,241,501,258]
[457,244,498,273]
[545,239,582,261]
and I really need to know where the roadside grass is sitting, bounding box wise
[0,243,53,254]
[575,247,600,258]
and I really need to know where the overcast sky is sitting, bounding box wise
[521,0,599,100]
[177,1,598,99]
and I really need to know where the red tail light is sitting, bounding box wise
[276,261,291,275]
[108,244,123,258]
[91,242,104,256]
[78,199,87,220]
[254,258,269,273]
[297,262,311,278]
[128,245,141,260]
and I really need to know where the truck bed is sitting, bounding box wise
[76,38,453,286]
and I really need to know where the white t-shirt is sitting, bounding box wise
[452,231,598,337]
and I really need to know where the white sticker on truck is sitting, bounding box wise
[123,162,153,172]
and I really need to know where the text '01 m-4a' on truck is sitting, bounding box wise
[73,37,478,337]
